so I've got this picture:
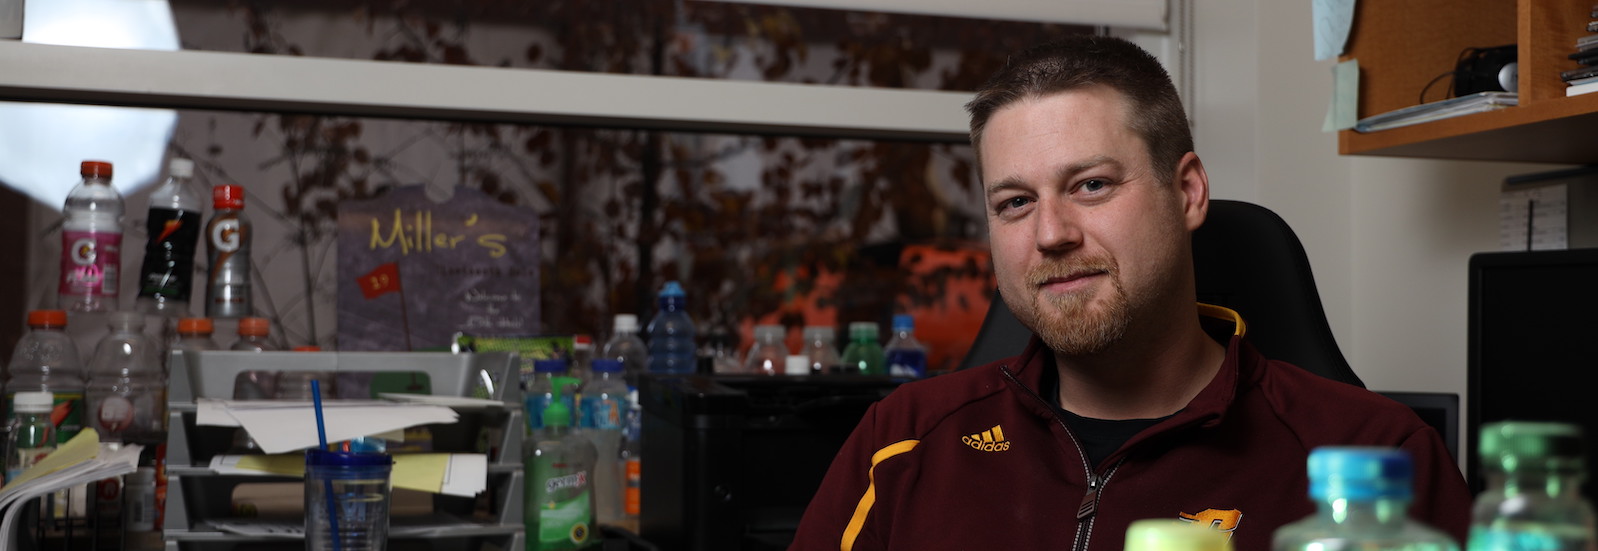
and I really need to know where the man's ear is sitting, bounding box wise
[1174,152,1209,232]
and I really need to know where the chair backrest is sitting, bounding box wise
[958,200,1365,389]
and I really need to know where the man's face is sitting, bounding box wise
[980,86,1195,356]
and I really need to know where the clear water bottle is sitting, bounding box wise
[205,184,252,318]
[1467,421,1598,551]
[1125,519,1233,551]
[170,317,216,383]
[59,160,124,313]
[4,310,85,446]
[85,311,167,448]
[580,359,629,525]
[1272,447,1459,551]
[136,158,203,317]
[570,334,595,385]
[646,281,697,374]
[602,314,648,388]
[6,391,56,482]
[229,316,276,402]
[744,324,789,375]
[525,397,598,550]
[884,314,929,378]
[802,326,843,375]
[840,321,885,376]
[619,389,643,532]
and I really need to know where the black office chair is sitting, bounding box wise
[958,199,1364,388]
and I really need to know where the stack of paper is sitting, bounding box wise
[0,430,142,551]
[1354,92,1518,132]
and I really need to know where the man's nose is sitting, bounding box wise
[1034,199,1083,253]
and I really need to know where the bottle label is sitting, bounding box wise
[624,458,642,515]
[59,230,121,299]
[527,452,593,549]
[6,445,53,482]
[206,213,251,317]
[5,391,85,447]
[886,349,928,378]
[581,396,627,429]
[137,208,201,301]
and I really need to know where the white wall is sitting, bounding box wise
[1190,0,1567,449]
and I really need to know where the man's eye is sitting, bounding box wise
[1080,179,1110,193]
[997,196,1032,212]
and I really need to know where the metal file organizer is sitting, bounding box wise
[162,350,525,551]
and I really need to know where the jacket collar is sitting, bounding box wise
[1004,303,1255,432]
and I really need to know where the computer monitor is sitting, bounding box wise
[1468,248,1598,499]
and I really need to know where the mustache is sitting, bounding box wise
[1027,255,1117,285]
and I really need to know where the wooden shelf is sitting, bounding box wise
[1338,0,1596,164]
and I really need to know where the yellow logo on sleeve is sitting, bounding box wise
[961,425,1011,452]
[1179,508,1242,539]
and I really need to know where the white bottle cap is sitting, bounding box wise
[614,314,639,333]
[14,391,53,413]
[784,355,810,376]
[169,158,194,178]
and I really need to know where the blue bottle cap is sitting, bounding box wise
[892,314,914,331]
[534,358,568,373]
[1308,447,1413,501]
[660,281,685,298]
[592,359,623,373]
[305,449,392,468]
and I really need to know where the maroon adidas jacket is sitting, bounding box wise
[791,306,1470,551]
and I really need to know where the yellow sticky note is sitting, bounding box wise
[392,453,448,494]
[3,428,99,490]
[235,454,307,477]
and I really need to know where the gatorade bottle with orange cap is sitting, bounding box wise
[171,317,217,381]
[205,184,251,318]
[3,310,86,446]
[59,160,124,313]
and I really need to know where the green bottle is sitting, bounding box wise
[525,391,598,550]
[1467,422,1597,551]
[839,321,884,375]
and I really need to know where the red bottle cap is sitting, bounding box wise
[80,160,113,179]
[178,317,214,335]
[27,310,67,328]
[213,185,245,210]
[238,316,270,337]
[293,345,322,352]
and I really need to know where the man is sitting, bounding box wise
[790,35,1470,551]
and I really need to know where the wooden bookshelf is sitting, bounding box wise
[1339,0,1598,163]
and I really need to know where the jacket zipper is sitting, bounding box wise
[1000,366,1125,551]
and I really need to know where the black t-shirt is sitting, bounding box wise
[1042,364,1173,470]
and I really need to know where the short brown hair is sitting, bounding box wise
[965,35,1192,184]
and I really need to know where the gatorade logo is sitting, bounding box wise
[1179,508,1242,538]
[71,238,97,265]
[156,219,183,243]
[211,219,242,252]
[961,425,1011,452]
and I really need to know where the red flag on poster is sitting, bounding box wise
[358,262,402,299]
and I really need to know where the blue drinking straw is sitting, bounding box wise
[311,380,342,551]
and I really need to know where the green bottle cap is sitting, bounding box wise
[1124,519,1232,551]
[1479,421,1585,473]
[849,321,878,341]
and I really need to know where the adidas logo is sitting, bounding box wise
[961,425,1011,452]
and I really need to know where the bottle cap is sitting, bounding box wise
[892,314,915,332]
[238,317,271,337]
[592,359,623,373]
[574,334,593,350]
[534,358,568,373]
[27,310,67,328]
[107,311,145,331]
[1307,446,1413,501]
[803,325,835,342]
[614,314,639,333]
[659,281,685,298]
[178,317,213,335]
[293,345,322,352]
[169,158,194,178]
[754,324,785,342]
[14,391,54,413]
[213,184,245,210]
[849,322,879,340]
[80,160,113,179]
[784,355,810,376]
[1479,421,1585,473]
[1124,520,1233,551]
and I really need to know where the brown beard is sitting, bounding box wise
[1015,253,1131,356]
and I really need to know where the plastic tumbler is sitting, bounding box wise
[305,450,393,551]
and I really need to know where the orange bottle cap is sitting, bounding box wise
[177,317,214,334]
[237,316,270,337]
[27,310,67,328]
[80,160,113,179]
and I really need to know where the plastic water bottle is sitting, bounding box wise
[1272,447,1459,551]
[170,317,216,384]
[4,310,85,446]
[230,316,273,351]
[580,359,629,525]
[840,322,885,375]
[884,314,929,378]
[6,391,56,482]
[646,281,697,374]
[1468,422,1598,551]
[205,184,252,318]
[1125,519,1234,551]
[802,326,843,375]
[619,389,643,532]
[85,311,167,448]
[602,314,649,387]
[570,334,595,385]
[525,396,598,550]
[744,324,789,375]
[59,160,124,313]
[136,158,203,317]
